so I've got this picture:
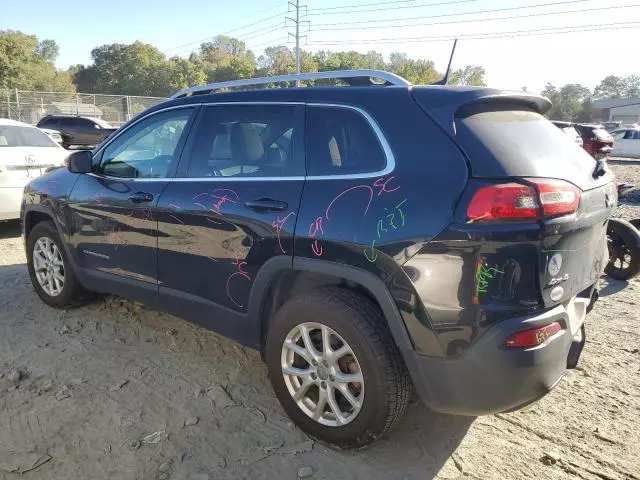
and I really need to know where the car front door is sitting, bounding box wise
[155,103,305,346]
[631,130,640,157]
[58,118,78,145]
[612,130,631,156]
[74,117,97,145]
[66,106,197,304]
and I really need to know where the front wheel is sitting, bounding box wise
[27,220,90,308]
[265,288,412,449]
[605,218,640,280]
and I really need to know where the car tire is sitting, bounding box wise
[26,220,91,308]
[265,287,412,449]
[605,218,640,281]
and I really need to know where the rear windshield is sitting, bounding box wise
[454,108,599,188]
[0,125,58,147]
[592,128,613,142]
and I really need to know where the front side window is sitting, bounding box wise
[100,108,193,179]
[306,106,387,176]
[186,105,301,178]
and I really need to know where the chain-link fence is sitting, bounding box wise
[0,90,165,127]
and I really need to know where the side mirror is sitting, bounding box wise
[66,150,93,174]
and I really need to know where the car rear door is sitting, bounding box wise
[155,103,305,347]
[66,106,197,305]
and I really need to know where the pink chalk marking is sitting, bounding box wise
[325,185,374,221]
[373,176,400,197]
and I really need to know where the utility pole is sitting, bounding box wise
[286,0,308,86]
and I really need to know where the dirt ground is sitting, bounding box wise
[0,162,638,480]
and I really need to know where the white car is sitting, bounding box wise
[611,127,640,158]
[0,119,68,220]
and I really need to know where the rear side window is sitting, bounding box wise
[306,106,386,176]
[76,118,95,128]
[186,104,302,178]
[59,118,75,127]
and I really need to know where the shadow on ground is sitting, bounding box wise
[0,220,21,240]
[599,277,629,297]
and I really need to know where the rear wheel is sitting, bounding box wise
[605,218,640,280]
[265,287,412,448]
[27,220,90,308]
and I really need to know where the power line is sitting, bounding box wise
[163,9,285,53]
[245,37,291,53]
[240,24,286,43]
[311,0,590,27]
[237,22,285,41]
[307,0,475,16]
[309,3,640,31]
[305,21,640,45]
[307,0,442,11]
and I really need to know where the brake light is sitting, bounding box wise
[529,179,580,217]
[467,179,580,221]
[467,183,538,221]
[505,322,562,348]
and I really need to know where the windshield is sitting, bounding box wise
[92,118,113,128]
[0,125,58,147]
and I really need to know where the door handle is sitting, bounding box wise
[244,199,288,212]
[128,192,154,203]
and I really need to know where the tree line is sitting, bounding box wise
[539,75,640,123]
[0,30,485,97]
[1,29,637,121]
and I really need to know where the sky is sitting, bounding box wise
[2,0,639,94]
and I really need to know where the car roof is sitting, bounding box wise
[0,118,34,128]
[142,85,550,120]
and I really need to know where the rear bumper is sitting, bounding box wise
[408,295,590,416]
[0,187,24,221]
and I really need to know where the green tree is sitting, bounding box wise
[449,65,486,87]
[197,36,255,82]
[542,82,591,121]
[387,52,439,84]
[0,30,74,91]
[594,75,626,100]
[74,42,170,96]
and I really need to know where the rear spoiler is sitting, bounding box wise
[455,93,552,117]
[410,88,552,135]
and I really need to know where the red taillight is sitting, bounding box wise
[529,179,580,217]
[467,183,538,221]
[583,139,594,155]
[467,179,580,222]
[505,322,562,348]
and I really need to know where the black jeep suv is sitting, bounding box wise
[36,115,117,148]
[21,70,614,448]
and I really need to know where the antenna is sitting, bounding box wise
[432,39,458,86]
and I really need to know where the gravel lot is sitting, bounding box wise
[0,162,638,480]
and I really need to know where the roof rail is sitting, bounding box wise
[170,69,411,99]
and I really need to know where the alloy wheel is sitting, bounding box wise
[280,322,364,427]
[33,237,65,297]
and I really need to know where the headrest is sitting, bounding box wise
[230,123,264,164]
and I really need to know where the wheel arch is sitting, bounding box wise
[23,207,56,239]
[248,257,416,361]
